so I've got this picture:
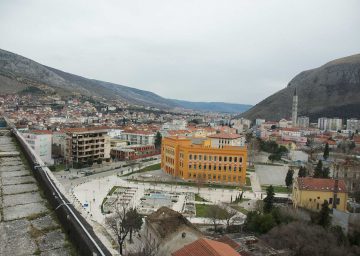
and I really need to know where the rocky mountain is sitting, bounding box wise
[0,48,251,113]
[241,54,360,121]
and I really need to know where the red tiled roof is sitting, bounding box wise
[297,177,347,193]
[172,238,241,256]
[208,133,241,139]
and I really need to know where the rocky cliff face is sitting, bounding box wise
[241,54,360,121]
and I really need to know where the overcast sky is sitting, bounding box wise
[0,0,359,104]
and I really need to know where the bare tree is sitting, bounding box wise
[222,206,238,230]
[196,174,206,194]
[205,204,227,232]
[127,235,159,256]
[105,201,130,255]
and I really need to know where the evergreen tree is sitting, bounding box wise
[125,208,143,243]
[314,160,323,178]
[316,200,331,228]
[298,166,307,177]
[154,131,162,149]
[323,143,330,160]
[285,169,294,188]
[263,185,275,213]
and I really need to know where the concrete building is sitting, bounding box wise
[292,177,348,212]
[121,130,156,145]
[255,119,265,126]
[161,136,247,185]
[292,88,298,127]
[111,144,159,161]
[62,127,110,164]
[346,118,360,132]
[297,116,309,128]
[318,117,343,131]
[22,130,53,165]
[208,133,246,148]
[144,207,203,256]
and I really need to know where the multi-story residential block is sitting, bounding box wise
[22,130,53,165]
[121,130,156,145]
[346,118,360,132]
[318,117,343,131]
[255,119,265,126]
[63,127,110,164]
[292,177,348,212]
[161,136,247,184]
[297,116,310,128]
[337,159,360,193]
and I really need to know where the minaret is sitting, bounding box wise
[292,88,298,127]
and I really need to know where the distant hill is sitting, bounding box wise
[0,48,249,113]
[241,54,360,121]
[171,99,252,113]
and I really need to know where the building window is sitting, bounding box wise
[204,155,207,161]
[199,165,202,170]
[209,156,212,161]
[224,166,227,171]
[194,155,197,160]
[189,164,192,169]
[204,165,207,170]
[219,166,222,171]
[234,157,237,162]
[219,156,222,161]
[199,155,202,160]
[239,157,242,163]
[229,157,232,162]
[189,154,192,160]
[329,198,333,204]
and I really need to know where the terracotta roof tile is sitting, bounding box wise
[172,238,241,256]
[297,177,347,193]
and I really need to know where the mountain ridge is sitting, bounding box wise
[240,53,360,121]
[0,48,251,113]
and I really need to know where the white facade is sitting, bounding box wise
[121,132,156,145]
[107,128,123,138]
[161,120,187,131]
[347,119,360,132]
[318,117,343,131]
[231,118,251,133]
[208,134,246,148]
[23,132,53,165]
[255,119,265,126]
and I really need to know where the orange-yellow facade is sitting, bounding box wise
[161,136,247,185]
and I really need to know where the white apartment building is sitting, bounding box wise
[208,133,246,148]
[346,118,360,132]
[255,119,265,126]
[318,117,343,131]
[161,120,187,131]
[22,130,53,165]
[121,131,156,145]
[297,116,310,128]
[231,118,251,133]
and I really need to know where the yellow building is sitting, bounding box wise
[292,177,348,212]
[161,136,247,185]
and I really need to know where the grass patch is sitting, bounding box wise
[246,177,251,186]
[195,194,208,202]
[121,163,161,177]
[230,205,249,215]
[195,204,212,217]
[49,163,66,172]
[262,185,291,193]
